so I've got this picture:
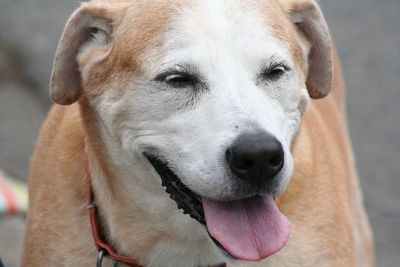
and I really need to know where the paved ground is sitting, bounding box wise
[0,0,399,266]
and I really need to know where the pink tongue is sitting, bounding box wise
[202,195,291,261]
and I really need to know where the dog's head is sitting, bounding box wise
[50,0,332,263]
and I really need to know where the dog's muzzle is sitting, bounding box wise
[144,130,290,261]
[144,131,285,224]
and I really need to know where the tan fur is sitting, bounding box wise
[22,0,374,266]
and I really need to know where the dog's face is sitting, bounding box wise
[117,1,311,201]
[51,0,331,263]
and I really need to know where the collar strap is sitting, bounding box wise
[86,163,142,267]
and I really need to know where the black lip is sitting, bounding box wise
[145,154,206,224]
[144,153,233,258]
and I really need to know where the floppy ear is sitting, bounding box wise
[50,5,112,105]
[287,0,332,99]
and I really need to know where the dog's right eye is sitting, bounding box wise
[156,71,199,89]
[162,73,198,88]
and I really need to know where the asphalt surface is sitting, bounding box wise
[0,0,399,266]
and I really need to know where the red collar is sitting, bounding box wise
[86,162,142,266]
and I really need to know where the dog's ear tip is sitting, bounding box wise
[308,89,328,99]
[307,78,333,99]
[313,77,333,99]
[51,96,79,106]
[305,85,320,99]
[50,85,80,105]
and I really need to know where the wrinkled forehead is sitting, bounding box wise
[113,0,299,74]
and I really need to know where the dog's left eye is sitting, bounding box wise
[262,64,290,82]
[161,73,198,88]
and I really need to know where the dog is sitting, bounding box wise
[22,0,374,266]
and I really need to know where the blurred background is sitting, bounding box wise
[0,0,399,266]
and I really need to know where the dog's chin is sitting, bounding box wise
[144,153,291,261]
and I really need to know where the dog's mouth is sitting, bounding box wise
[145,154,206,224]
[145,154,292,261]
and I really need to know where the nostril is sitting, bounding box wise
[226,149,255,171]
[269,154,283,168]
[225,149,232,162]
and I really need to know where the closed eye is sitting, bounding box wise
[155,69,201,89]
[163,73,198,88]
[261,62,291,82]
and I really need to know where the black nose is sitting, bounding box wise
[225,132,284,183]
